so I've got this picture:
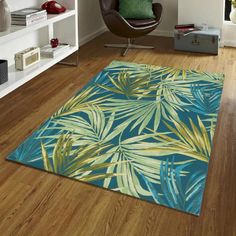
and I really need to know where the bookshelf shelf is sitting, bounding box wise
[0,0,79,98]
[0,10,76,45]
[0,46,77,98]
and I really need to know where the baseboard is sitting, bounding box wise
[79,26,107,46]
[222,40,236,47]
[79,28,173,46]
[150,29,174,37]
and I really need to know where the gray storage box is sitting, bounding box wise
[174,28,221,55]
[0,60,8,85]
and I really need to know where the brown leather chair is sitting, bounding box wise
[99,0,163,56]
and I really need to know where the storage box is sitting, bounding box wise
[0,60,8,85]
[174,28,221,55]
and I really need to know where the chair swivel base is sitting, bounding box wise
[104,39,154,56]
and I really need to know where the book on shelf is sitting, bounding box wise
[12,15,47,26]
[11,8,47,19]
[11,8,47,26]
[40,44,70,58]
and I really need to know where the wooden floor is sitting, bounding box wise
[0,32,236,236]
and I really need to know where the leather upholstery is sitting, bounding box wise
[99,0,163,38]
[100,0,119,12]
[127,19,157,28]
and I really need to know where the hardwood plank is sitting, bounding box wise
[0,32,235,236]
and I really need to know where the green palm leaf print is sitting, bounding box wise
[7,61,224,216]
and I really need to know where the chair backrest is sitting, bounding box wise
[99,0,119,12]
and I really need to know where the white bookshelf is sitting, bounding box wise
[0,0,79,98]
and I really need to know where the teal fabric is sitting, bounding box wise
[119,0,155,19]
[7,61,224,216]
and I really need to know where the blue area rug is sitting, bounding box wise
[7,61,224,216]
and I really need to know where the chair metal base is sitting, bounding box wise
[104,38,154,56]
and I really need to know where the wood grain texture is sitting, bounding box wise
[0,32,236,236]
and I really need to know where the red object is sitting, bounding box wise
[175,24,195,29]
[50,38,59,48]
[42,1,66,14]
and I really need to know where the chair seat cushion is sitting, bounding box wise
[119,0,155,19]
[127,19,157,27]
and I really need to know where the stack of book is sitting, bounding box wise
[40,44,70,58]
[175,24,200,36]
[11,8,47,26]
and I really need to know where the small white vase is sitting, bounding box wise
[0,0,11,32]
[230,8,236,24]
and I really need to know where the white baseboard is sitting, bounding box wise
[222,40,236,48]
[79,26,107,46]
[79,28,173,46]
[150,29,174,37]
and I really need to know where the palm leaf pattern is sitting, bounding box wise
[142,158,207,215]
[7,61,224,216]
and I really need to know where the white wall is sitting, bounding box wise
[222,22,236,47]
[79,0,231,44]
[150,0,226,37]
[77,0,178,39]
[77,0,225,40]
[78,0,106,45]
[77,0,178,41]
[178,0,224,29]
[152,0,178,36]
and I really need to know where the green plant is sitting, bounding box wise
[230,0,236,8]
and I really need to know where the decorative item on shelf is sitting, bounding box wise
[174,24,201,36]
[41,1,66,14]
[0,60,8,85]
[15,47,40,71]
[229,0,236,24]
[40,39,70,58]
[0,0,11,32]
[201,23,209,31]
[11,8,47,26]
[50,38,59,48]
